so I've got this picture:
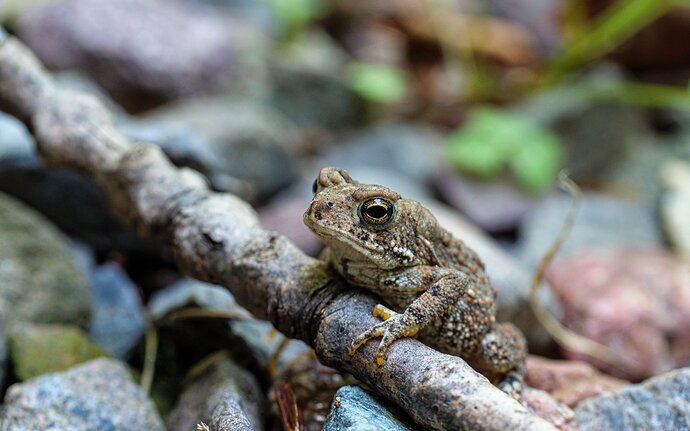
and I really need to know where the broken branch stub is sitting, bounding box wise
[0,33,555,431]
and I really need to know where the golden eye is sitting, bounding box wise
[359,198,395,226]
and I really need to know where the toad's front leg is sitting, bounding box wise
[349,267,469,365]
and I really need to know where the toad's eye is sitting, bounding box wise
[359,198,395,226]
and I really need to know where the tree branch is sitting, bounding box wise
[0,31,555,431]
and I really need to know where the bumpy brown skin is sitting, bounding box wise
[304,167,527,398]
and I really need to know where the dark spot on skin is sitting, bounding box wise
[345,195,353,201]
[314,209,323,220]
[341,258,349,273]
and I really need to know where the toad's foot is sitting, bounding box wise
[497,370,524,401]
[348,304,420,365]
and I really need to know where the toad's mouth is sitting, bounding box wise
[304,215,386,258]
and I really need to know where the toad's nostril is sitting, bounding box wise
[327,201,335,208]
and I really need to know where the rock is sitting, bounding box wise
[547,247,690,380]
[513,69,649,182]
[520,387,577,431]
[0,358,164,431]
[7,324,107,381]
[0,113,32,160]
[167,353,264,431]
[177,0,276,33]
[435,170,543,233]
[323,385,417,431]
[575,367,690,431]
[88,263,146,359]
[525,356,628,407]
[149,278,250,321]
[660,160,690,257]
[0,192,90,327]
[269,63,365,133]
[320,123,445,185]
[515,193,663,267]
[17,0,256,111]
[606,132,690,206]
[145,96,299,199]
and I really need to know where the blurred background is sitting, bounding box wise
[0,0,689,429]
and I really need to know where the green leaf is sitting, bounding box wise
[446,107,564,193]
[344,63,409,103]
[511,135,565,194]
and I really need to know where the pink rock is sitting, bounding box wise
[525,356,628,407]
[258,197,323,257]
[547,247,690,380]
[521,387,578,431]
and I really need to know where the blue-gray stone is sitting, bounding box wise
[88,263,146,359]
[323,385,417,431]
[515,193,663,267]
[575,368,690,430]
[0,113,33,161]
[321,123,444,184]
[148,278,243,320]
[0,358,164,431]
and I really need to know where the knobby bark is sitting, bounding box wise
[0,31,555,431]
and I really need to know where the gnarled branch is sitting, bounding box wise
[0,31,554,431]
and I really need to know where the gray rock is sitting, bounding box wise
[88,263,146,359]
[607,129,690,205]
[323,385,417,431]
[167,353,264,431]
[0,192,90,327]
[17,0,249,110]
[269,63,365,133]
[145,96,299,199]
[435,170,543,233]
[149,278,249,321]
[515,193,663,267]
[513,69,649,182]
[321,124,444,185]
[575,368,690,431]
[0,358,164,431]
[178,0,276,33]
[0,113,32,160]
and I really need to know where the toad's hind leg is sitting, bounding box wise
[472,322,527,400]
